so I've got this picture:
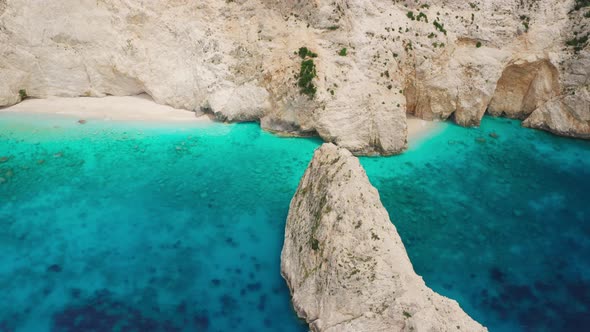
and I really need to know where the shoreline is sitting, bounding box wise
[0,94,213,124]
[0,95,443,145]
[407,116,445,145]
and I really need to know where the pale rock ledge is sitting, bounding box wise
[281,143,487,332]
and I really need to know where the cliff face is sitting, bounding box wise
[281,143,487,332]
[1,0,589,153]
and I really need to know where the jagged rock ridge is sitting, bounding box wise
[281,143,487,332]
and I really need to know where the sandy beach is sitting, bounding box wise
[0,94,212,123]
[0,95,442,142]
[407,116,443,142]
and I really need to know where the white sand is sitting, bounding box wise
[0,94,212,123]
[407,116,443,142]
[1,95,442,143]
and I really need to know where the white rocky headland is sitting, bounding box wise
[281,143,487,332]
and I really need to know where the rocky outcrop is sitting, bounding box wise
[488,58,560,120]
[281,143,487,332]
[523,7,590,138]
[1,0,589,154]
[207,84,271,122]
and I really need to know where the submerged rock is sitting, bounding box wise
[47,264,62,273]
[281,143,486,331]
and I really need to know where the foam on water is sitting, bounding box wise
[1,113,589,332]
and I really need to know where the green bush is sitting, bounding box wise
[575,0,590,10]
[338,48,347,56]
[18,89,27,99]
[520,15,530,32]
[298,58,317,98]
[433,21,447,35]
[417,12,428,23]
[476,41,482,48]
[566,34,589,52]
[311,238,320,251]
[298,47,318,59]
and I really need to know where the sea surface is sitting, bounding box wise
[362,117,590,332]
[0,113,589,332]
[0,114,317,332]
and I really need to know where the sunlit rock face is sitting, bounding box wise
[281,143,487,332]
[1,0,588,153]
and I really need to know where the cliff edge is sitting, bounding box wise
[1,0,589,153]
[281,143,487,332]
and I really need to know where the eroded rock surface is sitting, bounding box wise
[1,0,589,153]
[281,143,487,332]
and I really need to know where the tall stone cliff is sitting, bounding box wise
[281,143,487,331]
[1,0,589,154]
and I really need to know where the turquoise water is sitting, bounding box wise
[1,113,589,332]
[0,114,317,332]
[362,117,590,332]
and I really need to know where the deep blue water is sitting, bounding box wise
[362,118,590,332]
[0,113,589,332]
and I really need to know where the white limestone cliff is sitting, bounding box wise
[1,0,589,153]
[281,143,487,332]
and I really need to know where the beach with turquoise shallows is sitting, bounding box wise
[1,96,589,332]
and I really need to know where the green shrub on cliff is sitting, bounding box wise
[298,47,317,59]
[417,12,428,23]
[566,34,589,52]
[433,20,447,35]
[575,0,590,10]
[297,47,318,98]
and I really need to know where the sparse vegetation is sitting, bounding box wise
[338,48,347,56]
[297,47,318,98]
[311,238,320,251]
[566,34,589,52]
[476,41,482,48]
[417,12,428,23]
[298,47,317,59]
[18,89,27,99]
[433,20,447,35]
[520,15,530,32]
[575,0,590,11]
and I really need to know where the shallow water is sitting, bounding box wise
[1,113,589,332]
[362,117,590,332]
[0,113,317,332]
